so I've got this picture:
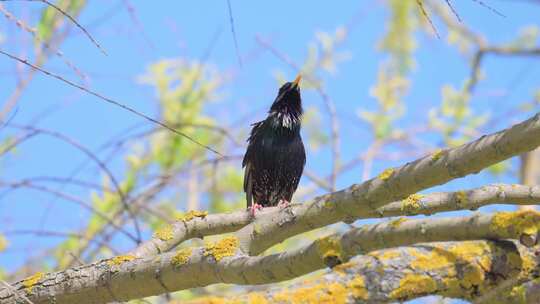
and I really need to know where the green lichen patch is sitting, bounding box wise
[22,272,45,293]
[153,225,174,241]
[322,199,336,210]
[401,194,424,213]
[431,149,444,162]
[508,284,527,304]
[204,236,239,261]
[455,190,468,206]
[389,217,407,228]
[107,254,136,266]
[177,210,208,222]
[378,168,395,181]
[171,248,192,266]
[490,210,540,239]
[316,235,343,267]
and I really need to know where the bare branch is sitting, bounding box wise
[182,240,535,303]
[0,4,87,80]
[7,124,142,243]
[0,0,107,54]
[468,47,540,93]
[226,0,242,67]
[130,183,540,257]
[0,49,224,156]
[3,211,539,303]
[0,181,138,242]
[416,0,440,39]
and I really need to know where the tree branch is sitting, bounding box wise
[182,240,538,303]
[131,183,540,258]
[3,210,540,303]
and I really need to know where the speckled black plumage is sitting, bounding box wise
[242,76,306,209]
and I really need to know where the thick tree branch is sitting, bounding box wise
[130,183,540,258]
[3,210,540,303]
[181,240,538,304]
[237,112,540,255]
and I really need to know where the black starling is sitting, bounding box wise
[242,75,306,215]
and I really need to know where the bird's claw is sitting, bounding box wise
[278,199,290,209]
[249,203,263,217]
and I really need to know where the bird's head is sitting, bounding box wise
[269,74,303,119]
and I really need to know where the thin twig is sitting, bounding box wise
[416,0,440,39]
[445,0,462,22]
[121,0,154,49]
[471,0,506,18]
[0,181,138,242]
[0,4,87,80]
[7,124,142,243]
[0,49,224,156]
[226,0,242,67]
[0,0,107,54]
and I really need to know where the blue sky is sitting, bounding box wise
[0,1,539,301]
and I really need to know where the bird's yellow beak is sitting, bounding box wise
[292,74,302,87]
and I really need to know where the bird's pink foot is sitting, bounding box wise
[249,203,263,216]
[278,199,290,209]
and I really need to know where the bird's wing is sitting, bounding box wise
[242,121,263,208]
[285,137,306,201]
[244,162,253,208]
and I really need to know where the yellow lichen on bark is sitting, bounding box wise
[449,242,492,270]
[455,190,468,206]
[431,148,444,162]
[378,168,395,180]
[204,236,239,261]
[177,210,208,222]
[519,250,537,275]
[401,194,424,212]
[461,264,485,289]
[332,261,355,274]
[153,224,174,241]
[272,282,348,304]
[107,254,136,266]
[348,276,369,300]
[390,274,437,300]
[508,284,527,304]
[316,235,343,265]
[171,248,192,266]
[410,242,491,271]
[405,242,501,299]
[410,247,457,272]
[389,217,407,228]
[490,210,540,238]
[374,250,402,261]
[248,293,268,304]
[22,272,44,293]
